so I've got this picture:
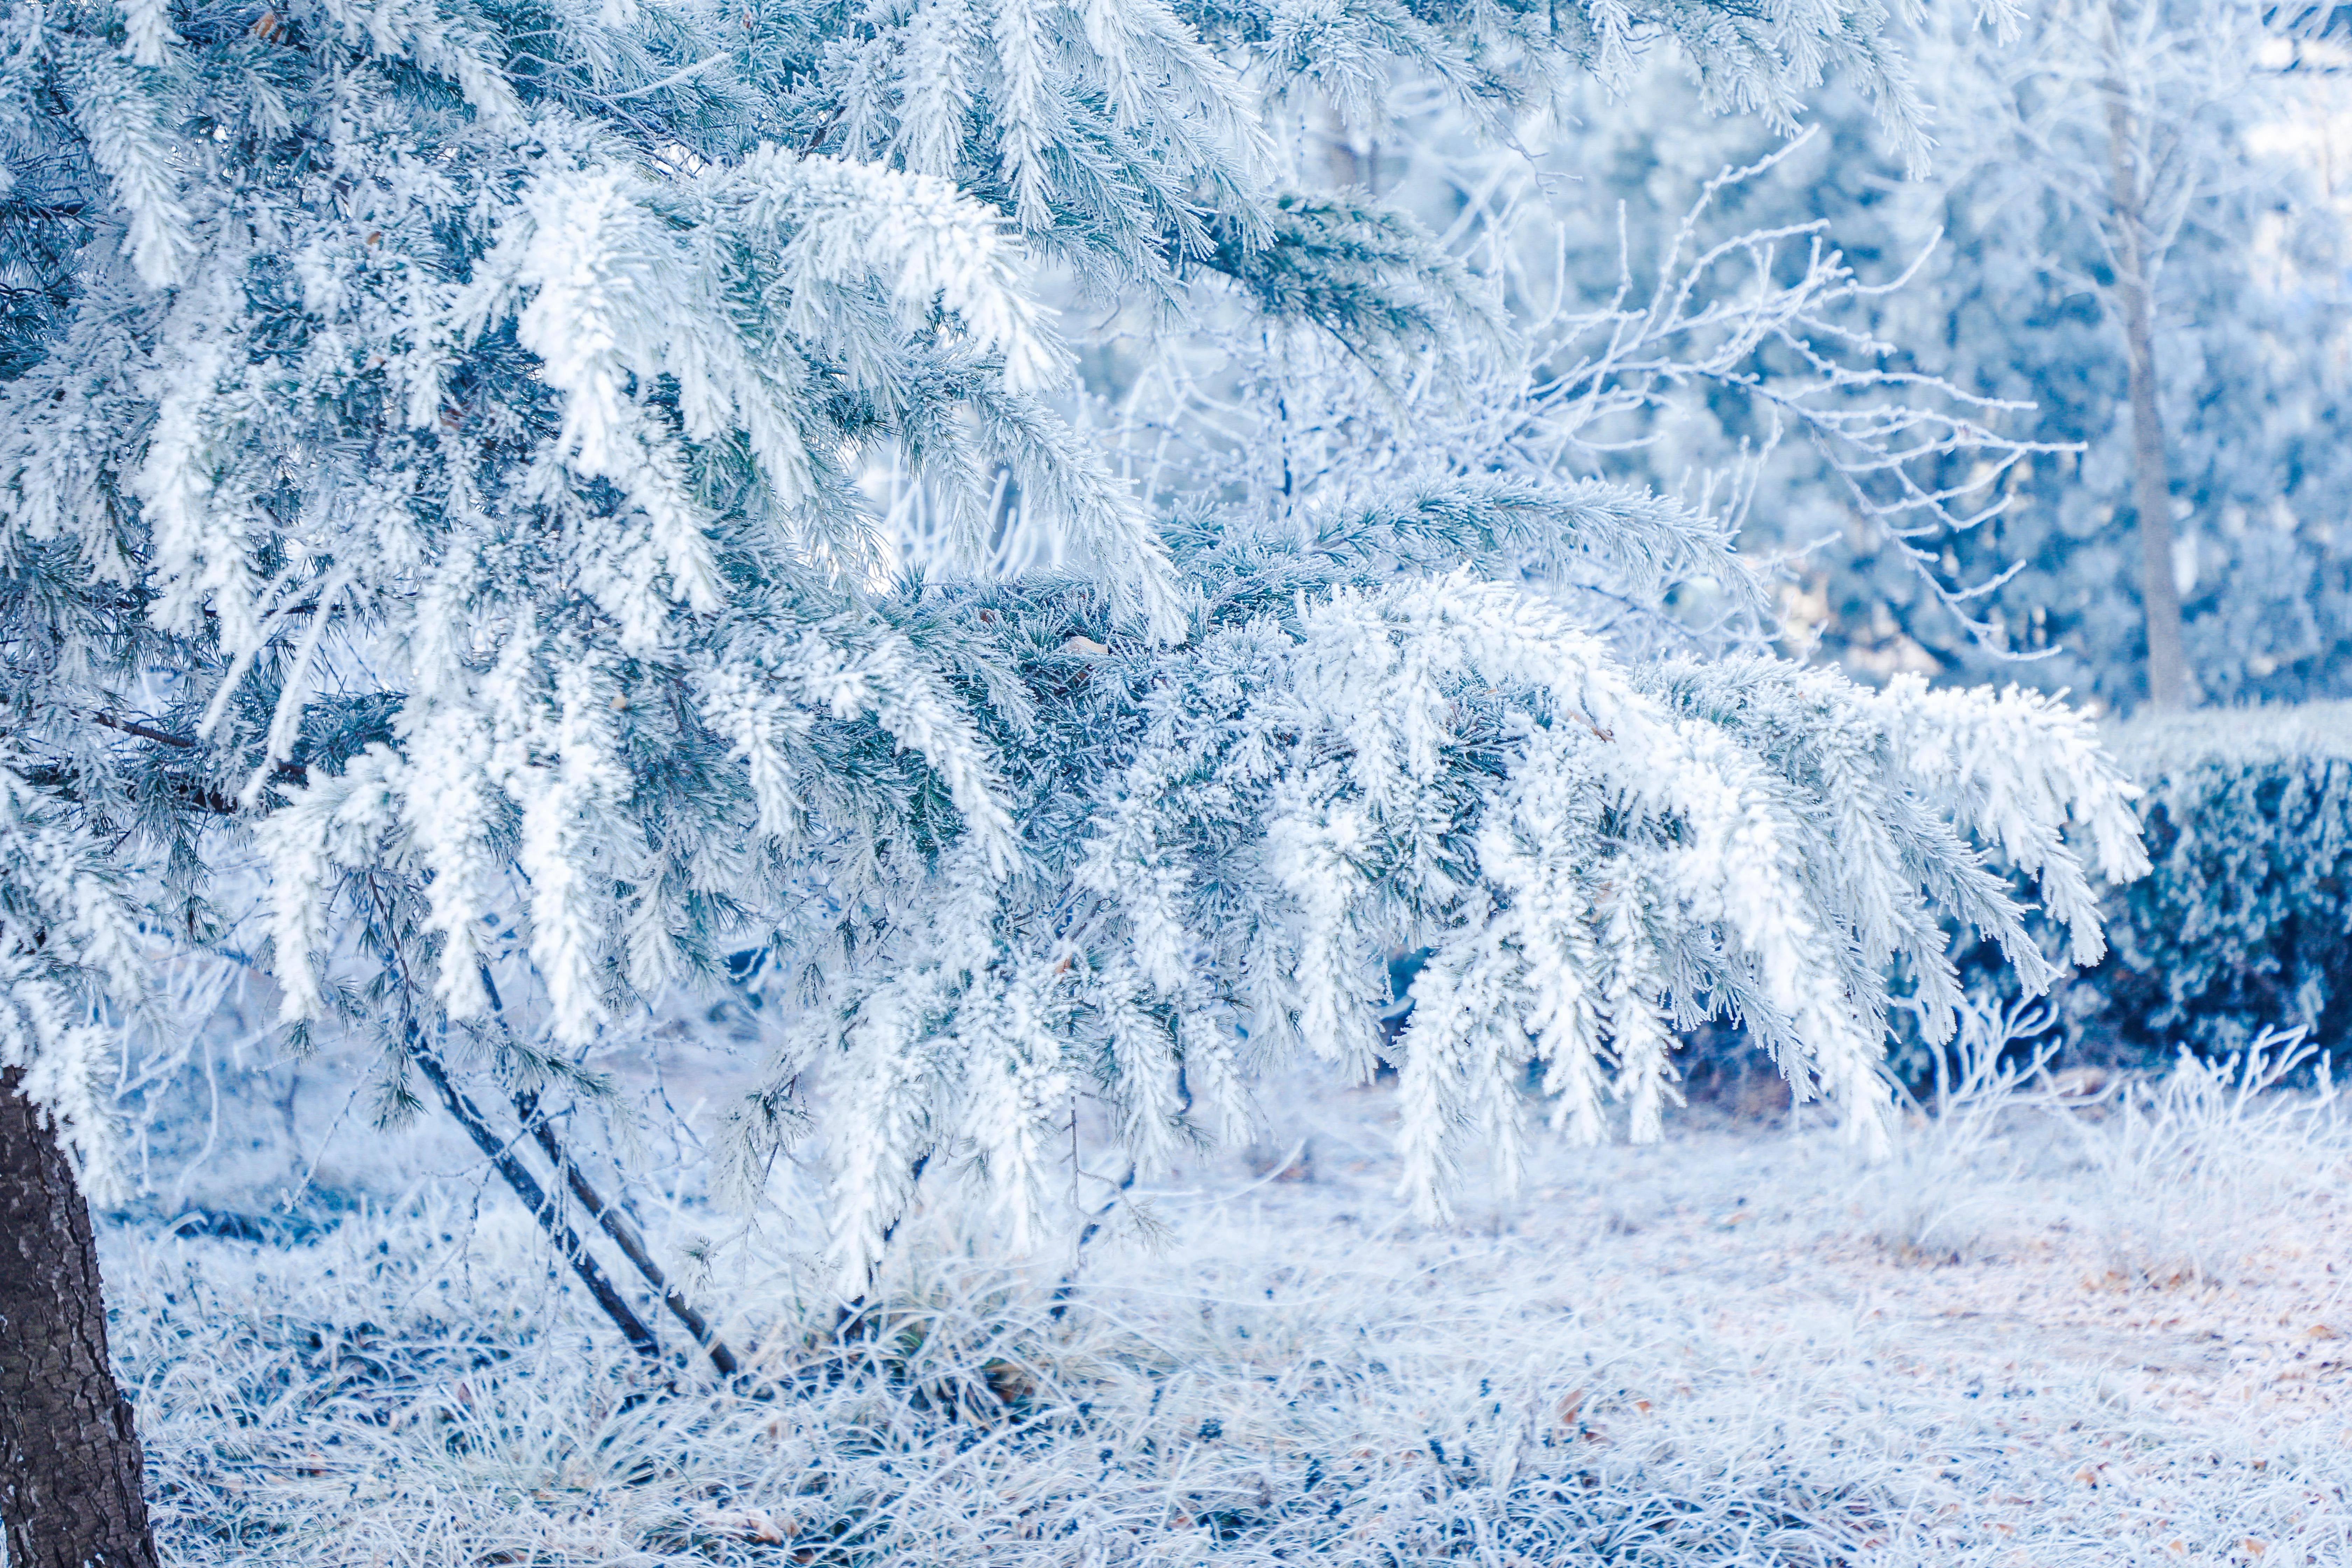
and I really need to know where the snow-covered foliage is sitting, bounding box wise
[3,0,2147,1271]
[2065,1030,2344,1287]
[2091,702,2352,1057]
[0,754,147,1192]
[755,562,2147,1276]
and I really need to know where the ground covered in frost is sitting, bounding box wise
[109,1057,2352,1566]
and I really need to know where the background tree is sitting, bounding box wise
[1485,1,2352,711]
[1960,0,2314,709]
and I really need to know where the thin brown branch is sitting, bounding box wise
[472,962,740,1377]
[84,710,311,813]
[407,1031,666,1362]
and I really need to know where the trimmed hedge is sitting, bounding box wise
[2089,702,2352,1058]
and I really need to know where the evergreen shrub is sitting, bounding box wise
[2090,704,2352,1059]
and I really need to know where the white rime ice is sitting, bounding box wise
[1,0,2142,1271]
[0,757,147,1195]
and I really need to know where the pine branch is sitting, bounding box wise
[88,710,311,792]
[512,1085,742,1377]
[404,1029,666,1363]
[471,963,740,1377]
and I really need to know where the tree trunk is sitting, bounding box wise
[2101,24,2193,711]
[0,1068,159,1568]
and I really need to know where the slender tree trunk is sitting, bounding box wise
[2101,24,2193,710]
[0,1069,159,1568]
[473,965,738,1377]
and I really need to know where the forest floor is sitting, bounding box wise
[108,1053,2352,1566]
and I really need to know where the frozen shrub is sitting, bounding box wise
[1860,996,2058,1263]
[2091,703,2352,1058]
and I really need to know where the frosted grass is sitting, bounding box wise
[110,1055,2352,1566]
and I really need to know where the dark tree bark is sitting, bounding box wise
[0,1068,159,1568]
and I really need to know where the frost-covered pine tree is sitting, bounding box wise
[3,0,2147,1558]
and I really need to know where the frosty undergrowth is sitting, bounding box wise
[112,1050,2352,1567]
